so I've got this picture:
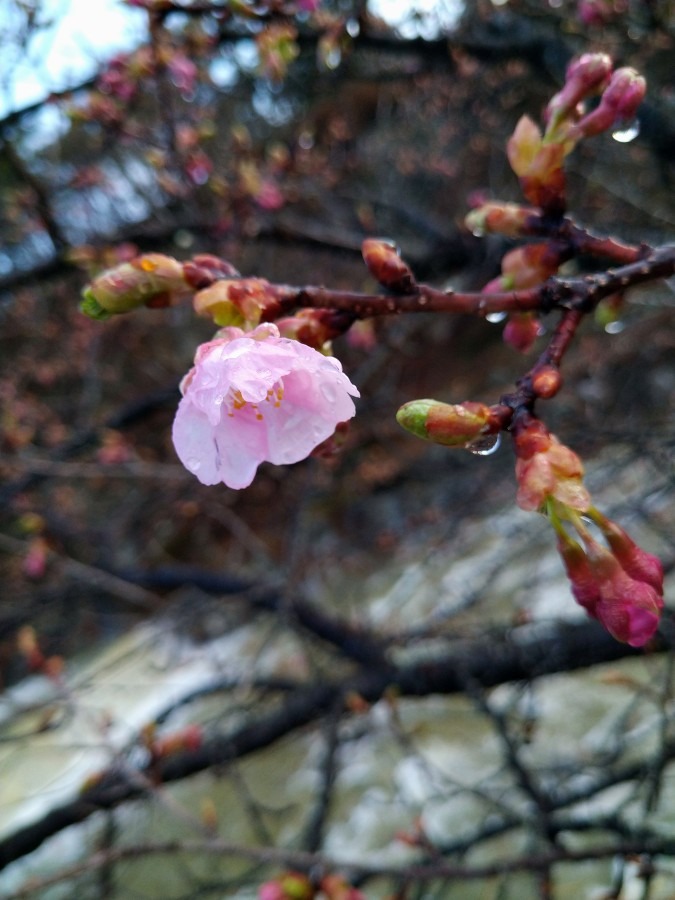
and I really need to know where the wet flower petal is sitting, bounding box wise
[172,324,359,489]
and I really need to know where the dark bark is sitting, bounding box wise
[1,614,669,872]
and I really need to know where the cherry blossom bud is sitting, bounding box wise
[396,399,496,447]
[500,243,565,289]
[276,309,353,350]
[584,538,662,646]
[590,511,664,593]
[531,365,562,398]
[81,254,187,318]
[362,239,416,293]
[465,202,537,238]
[571,68,646,139]
[557,532,602,614]
[182,255,239,290]
[555,514,664,645]
[546,53,613,127]
[503,313,541,353]
[514,423,590,512]
[193,278,281,327]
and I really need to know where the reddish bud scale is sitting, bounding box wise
[531,366,562,398]
[512,417,552,460]
[276,310,353,350]
[362,239,416,293]
[465,202,537,238]
[193,278,281,327]
[182,255,240,289]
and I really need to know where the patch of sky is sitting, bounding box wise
[0,0,146,119]
[368,0,464,39]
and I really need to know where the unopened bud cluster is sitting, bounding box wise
[504,53,645,215]
[513,415,664,646]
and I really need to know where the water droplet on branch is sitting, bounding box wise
[612,120,640,143]
[465,433,502,456]
[486,311,508,324]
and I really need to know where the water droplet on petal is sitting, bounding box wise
[187,457,201,472]
[465,432,502,456]
[612,119,640,143]
[486,311,507,324]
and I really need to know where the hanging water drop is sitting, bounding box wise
[605,320,625,334]
[486,311,507,324]
[465,432,502,456]
[612,120,640,143]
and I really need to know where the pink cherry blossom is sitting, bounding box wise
[172,323,359,489]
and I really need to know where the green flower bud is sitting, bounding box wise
[80,254,187,318]
[397,399,492,447]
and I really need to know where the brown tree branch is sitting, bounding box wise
[1,614,671,872]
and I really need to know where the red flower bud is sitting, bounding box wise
[546,53,613,127]
[572,67,646,139]
[592,513,664,593]
[362,239,416,293]
[503,313,541,353]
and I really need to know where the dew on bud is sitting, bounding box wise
[612,120,640,143]
[486,311,507,324]
[605,319,625,334]
[465,432,501,456]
